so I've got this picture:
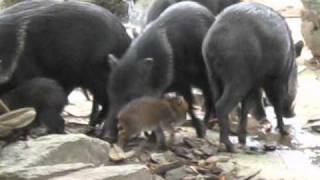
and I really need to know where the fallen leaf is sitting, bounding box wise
[200,144,218,156]
[184,137,198,148]
[109,144,126,162]
[152,161,184,175]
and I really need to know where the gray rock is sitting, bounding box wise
[0,164,153,180]
[50,164,152,180]
[0,163,94,180]
[165,166,189,180]
[0,134,111,168]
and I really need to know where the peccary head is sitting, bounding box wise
[282,40,304,118]
[101,30,173,140]
[101,54,157,141]
[165,95,188,124]
[108,54,156,108]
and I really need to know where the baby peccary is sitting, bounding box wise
[1,78,67,134]
[117,96,188,150]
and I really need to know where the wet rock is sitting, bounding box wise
[50,164,152,180]
[0,134,111,168]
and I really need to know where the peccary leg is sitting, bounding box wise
[250,89,267,121]
[215,84,249,152]
[38,109,65,134]
[101,111,118,142]
[155,126,166,150]
[166,124,176,146]
[178,85,206,138]
[203,88,215,125]
[264,82,288,135]
[238,89,261,144]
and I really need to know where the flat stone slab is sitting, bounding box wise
[0,134,111,168]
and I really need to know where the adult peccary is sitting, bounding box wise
[0,0,98,124]
[1,78,67,133]
[145,0,240,126]
[0,1,131,126]
[101,2,215,141]
[145,0,240,24]
[202,2,304,152]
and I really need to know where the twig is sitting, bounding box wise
[242,169,262,180]
[0,100,10,113]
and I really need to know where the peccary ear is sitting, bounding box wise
[294,40,304,58]
[108,54,119,69]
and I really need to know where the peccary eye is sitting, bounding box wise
[177,97,183,105]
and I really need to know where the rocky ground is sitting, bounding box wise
[1,0,320,180]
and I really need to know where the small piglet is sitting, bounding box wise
[117,96,188,149]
